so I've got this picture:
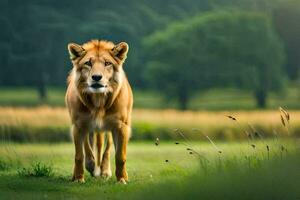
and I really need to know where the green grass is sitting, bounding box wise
[0,87,66,107]
[18,162,54,177]
[1,86,300,110]
[0,140,299,200]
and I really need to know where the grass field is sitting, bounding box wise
[0,106,299,142]
[1,86,300,110]
[0,139,299,200]
[1,87,299,199]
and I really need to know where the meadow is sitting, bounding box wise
[1,87,300,142]
[0,105,299,142]
[0,140,299,200]
[0,87,300,200]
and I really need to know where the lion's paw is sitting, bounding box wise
[101,169,112,179]
[118,178,127,185]
[93,166,101,177]
[72,177,85,183]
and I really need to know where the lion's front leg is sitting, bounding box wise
[84,132,97,177]
[100,132,113,178]
[112,124,130,184]
[72,125,87,183]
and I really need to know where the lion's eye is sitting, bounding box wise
[84,60,92,67]
[105,61,112,66]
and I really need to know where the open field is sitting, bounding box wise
[0,106,299,142]
[0,140,299,200]
[1,87,300,110]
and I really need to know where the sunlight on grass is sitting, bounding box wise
[0,106,300,142]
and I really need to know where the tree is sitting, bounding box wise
[0,0,287,99]
[273,0,300,80]
[143,10,286,109]
[0,0,212,93]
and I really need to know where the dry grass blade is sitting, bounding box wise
[280,114,286,127]
[174,128,193,144]
[248,123,264,140]
[174,128,207,160]
[192,128,222,154]
[279,107,290,122]
[266,145,270,160]
[279,107,291,136]
[226,115,237,121]
[205,135,222,154]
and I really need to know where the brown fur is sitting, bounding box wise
[65,39,133,184]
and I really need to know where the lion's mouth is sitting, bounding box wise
[91,83,105,89]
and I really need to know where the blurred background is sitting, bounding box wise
[1,2,300,198]
[0,0,300,142]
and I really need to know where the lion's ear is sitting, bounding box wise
[68,43,86,60]
[112,42,129,62]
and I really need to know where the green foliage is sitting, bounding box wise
[18,162,54,177]
[144,10,286,108]
[0,0,212,90]
[0,125,70,143]
[273,0,300,80]
[132,154,300,200]
[0,0,298,109]
[0,159,11,171]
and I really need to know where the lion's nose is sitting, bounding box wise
[92,75,102,81]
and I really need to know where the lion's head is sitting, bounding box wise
[68,40,129,95]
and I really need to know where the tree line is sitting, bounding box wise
[0,0,299,109]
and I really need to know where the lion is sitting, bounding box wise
[65,40,133,184]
